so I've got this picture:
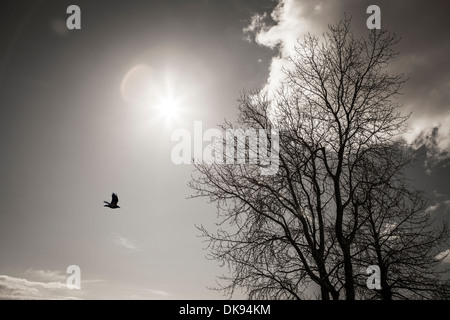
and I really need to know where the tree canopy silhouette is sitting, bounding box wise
[189,18,450,300]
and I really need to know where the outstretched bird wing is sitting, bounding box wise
[111,193,119,206]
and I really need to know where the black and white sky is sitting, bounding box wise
[0,0,449,299]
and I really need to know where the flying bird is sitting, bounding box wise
[104,193,120,209]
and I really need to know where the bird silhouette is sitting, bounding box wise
[104,193,120,209]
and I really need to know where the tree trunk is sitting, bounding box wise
[342,245,355,300]
[380,266,392,300]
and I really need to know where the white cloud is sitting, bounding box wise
[24,269,67,282]
[425,203,439,214]
[254,0,306,51]
[435,249,450,263]
[242,12,268,43]
[242,0,326,98]
[0,275,67,290]
[404,112,450,171]
[249,0,304,96]
[243,0,450,169]
[114,235,141,251]
[424,200,450,216]
[0,274,80,300]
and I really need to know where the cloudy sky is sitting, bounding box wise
[0,0,449,299]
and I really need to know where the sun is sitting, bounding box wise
[120,64,190,126]
[157,96,180,121]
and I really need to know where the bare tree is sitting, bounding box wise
[352,150,450,299]
[189,18,450,300]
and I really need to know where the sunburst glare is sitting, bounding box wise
[120,64,188,128]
